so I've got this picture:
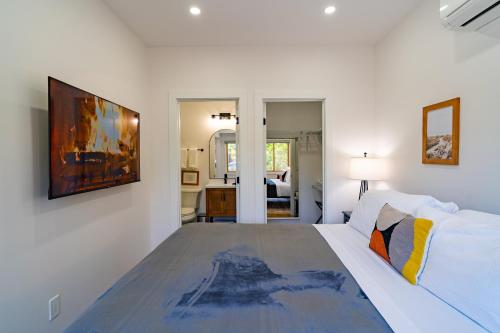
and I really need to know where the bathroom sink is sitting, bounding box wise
[204,183,236,188]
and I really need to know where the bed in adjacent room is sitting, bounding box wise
[266,177,293,217]
[266,178,291,198]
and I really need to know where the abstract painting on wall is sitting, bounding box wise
[422,97,460,165]
[49,77,140,199]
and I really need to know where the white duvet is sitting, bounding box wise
[314,224,486,333]
[269,179,291,197]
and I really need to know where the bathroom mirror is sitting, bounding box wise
[209,129,237,179]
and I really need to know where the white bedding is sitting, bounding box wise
[269,179,291,197]
[314,224,486,333]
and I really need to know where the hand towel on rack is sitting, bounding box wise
[298,133,308,153]
[307,134,321,152]
[181,148,188,169]
[187,149,199,169]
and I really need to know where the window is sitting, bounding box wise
[266,142,290,172]
[226,143,237,172]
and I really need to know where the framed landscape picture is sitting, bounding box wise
[181,170,200,185]
[422,97,460,165]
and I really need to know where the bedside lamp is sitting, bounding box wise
[350,153,385,200]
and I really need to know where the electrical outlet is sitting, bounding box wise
[49,294,60,321]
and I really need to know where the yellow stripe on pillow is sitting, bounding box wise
[402,218,433,285]
[369,204,435,285]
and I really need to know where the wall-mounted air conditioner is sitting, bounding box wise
[441,0,500,36]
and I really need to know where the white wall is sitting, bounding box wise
[0,1,150,332]
[375,0,500,213]
[148,45,376,246]
[266,102,323,223]
[180,101,237,213]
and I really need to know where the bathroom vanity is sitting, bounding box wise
[205,184,236,222]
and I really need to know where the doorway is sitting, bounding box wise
[179,100,239,224]
[264,101,324,224]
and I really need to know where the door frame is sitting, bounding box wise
[168,90,247,228]
[255,91,328,224]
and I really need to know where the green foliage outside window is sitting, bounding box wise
[266,142,290,172]
[227,143,237,172]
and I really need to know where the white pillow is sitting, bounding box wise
[348,190,458,239]
[284,167,291,184]
[456,209,500,224]
[419,211,500,333]
[415,206,456,228]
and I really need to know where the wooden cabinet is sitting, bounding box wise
[206,187,236,221]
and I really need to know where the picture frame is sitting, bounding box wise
[181,170,200,185]
[422,97,460,165]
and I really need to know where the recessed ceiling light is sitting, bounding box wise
[190,6,201,16]
[324,6,336,15]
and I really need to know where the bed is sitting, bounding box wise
[266,178,291,198]
[65,223,486,333]
[315,224,486,333]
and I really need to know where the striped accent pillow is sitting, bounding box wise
[369,203,434,285]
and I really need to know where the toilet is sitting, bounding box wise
[181,186,202,224]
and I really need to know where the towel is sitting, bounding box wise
[187,149,199,169]
[307,134,321,152]
[181,148,188,169]
[298,135,307,153]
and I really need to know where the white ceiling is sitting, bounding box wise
[104,0,422,47]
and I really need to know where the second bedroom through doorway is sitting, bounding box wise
[265,101,323,224]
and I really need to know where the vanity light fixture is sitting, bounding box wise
[211,112,236,120]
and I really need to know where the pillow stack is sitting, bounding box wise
[348,190,458,239]
[346,190,500,332]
